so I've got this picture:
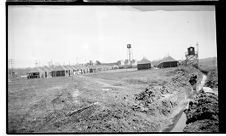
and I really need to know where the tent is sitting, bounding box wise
[51,65,68,77]
[27,67,45,79]
[157,56,178,68]
[137,58,151,70]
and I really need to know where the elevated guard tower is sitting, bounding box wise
[185,43,199,68]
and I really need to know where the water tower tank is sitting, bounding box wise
[127,44,131,49]
[188,47,195,55]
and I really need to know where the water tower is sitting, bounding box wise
[185,43,199,68]
[127,44,133,65]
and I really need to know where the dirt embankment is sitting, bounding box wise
[131,66,202,131]
[183,92,219,132]
[183,67,219,132]
[204,69,218,90]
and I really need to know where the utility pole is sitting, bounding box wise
[8,59,15,77]
[35,60,38,67]
[196,42,199,69]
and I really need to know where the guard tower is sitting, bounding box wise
[127,44,133,66]
[185,44,199,68]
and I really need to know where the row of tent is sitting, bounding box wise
[27,65,118,79]
[137,56,179,70]
[27,56,180,78]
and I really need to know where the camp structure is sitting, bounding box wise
[42,66,53,78]
[88,65,97,73]
[157,56,178,68]
[27,67,45,79]
[68,65,77,76]
[71,64,88,75]
[82,66,89,74]
[50,65,69,77]
[71,65,81,75]
[63,65,75,76]
[77,65,88,74]
[68,65,78,76]
[137,58,151,70]
[100,65,114,71]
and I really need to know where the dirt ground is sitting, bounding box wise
[8,66,207,133]
[183,66,218,132]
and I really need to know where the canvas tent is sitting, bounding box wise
[88,65,97,73]
[27,67,45,79]
[66,65,75,76]
[62,65,73,76]
[42,66,52,78]
[137,58,151,70]
[50,65,68,77]
[71,65,81,75]
[157,56,178,68]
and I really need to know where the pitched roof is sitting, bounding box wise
[151,56,178,66]
[28,67,44,73]
[159,56,177,64]
[137,58,151,64]
[64,65,74,70]
[42,66,52,71]
[72,65,79,69]
[51,65,67,71]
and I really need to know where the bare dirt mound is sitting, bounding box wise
[183,91,219,132]
[130,66,202,131]
[204,69,218,89]
[37,102,161,132]
[183,65,219,132]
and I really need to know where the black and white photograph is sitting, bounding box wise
[7,5,218,133]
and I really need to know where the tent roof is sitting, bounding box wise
[137,58,151,64]
[28,67,44,73]
[72,65,79,69]
[42,66,52,71]
[152,56,178,66]
[159,56,177,64]
[51,65,68,71]
[64,65,73,70]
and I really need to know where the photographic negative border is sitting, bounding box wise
[6,0,224,134]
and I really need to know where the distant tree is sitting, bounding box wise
[96,60,101,65]
[116,60,121,65]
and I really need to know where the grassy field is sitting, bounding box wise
[199,57,217,72]
[7,67,202,133]
[198,57,218,90]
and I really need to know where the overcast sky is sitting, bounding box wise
[8,6,217,68]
